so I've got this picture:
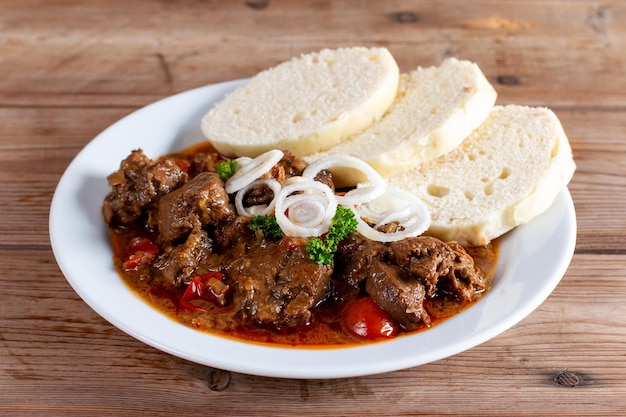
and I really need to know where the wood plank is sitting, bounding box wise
[0,1,625,107]
[0,106,131,247]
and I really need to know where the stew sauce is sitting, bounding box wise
[105,144,497,347]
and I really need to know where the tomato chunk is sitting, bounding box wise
[341,297,399,340]
[122,237,159,271]
[180,272,230,311]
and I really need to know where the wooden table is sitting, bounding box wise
[1,1,625,415]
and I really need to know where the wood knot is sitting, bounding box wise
[496,75,521,86]
[586,4,608,34]
[555,370,581,387]
[246,0,269,10]
[208,368,232,391]
[389,12,419,23]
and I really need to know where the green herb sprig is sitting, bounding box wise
[216,159,238,181]
[249,215,283,241]
[306,206,358,265]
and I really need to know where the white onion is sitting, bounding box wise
[234,178,282,217]
[224,152,431,243]
[302,155,387,205]
[351,187,431,242]
[336,183,387,206]
[285,197,326,228]
[274,177,338,238]
[225,150,284,194]
[374,205,413,229]
[282,175,311,187]
[235,156,253,167]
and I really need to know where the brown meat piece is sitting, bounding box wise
[334,233,386,288]
[390,238,486,302]
[364,259,430,329]
[152,225,214,286]
[156,172,235,243]
[240,150,333,209]
[213,215,256,250]
[437,242,487,303]
[388,236,457,297]
[102,149,187,226]
[274,150,307,180]
[189,151,220,177]
[334,234,487,330]
[227,240,332,330]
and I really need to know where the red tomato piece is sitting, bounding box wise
[122,237,159,271]
[128,237,159,254]
[180,272,229,311]
[341,297,399,340]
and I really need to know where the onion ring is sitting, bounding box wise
[336,183,387,206]
[274,177,338,238]
[234,178,282,217]
[225,149,284,194]
[351,187,431,242]
[235,156,253,167]
[302,155,387,205]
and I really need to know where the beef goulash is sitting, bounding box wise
[103,144,496,346]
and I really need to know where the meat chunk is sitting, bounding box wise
[437,242,487,303]
[388,236,457,297]
[228,240,332,330]
[275,244,332,325]
[334,233,487,330]
[152,225,214,286]
[365,259,430,329]
[156,172,235,243]
[189,151,221,177]
[103,149,187,226]
[334,233,386,288]
[238,150,330,209]
[389,238,486,302]
[213,215,256,251]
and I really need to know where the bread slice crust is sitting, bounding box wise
[387,105,576,246]
[201,47,399,158]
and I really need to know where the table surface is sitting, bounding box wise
[1,1,625,416]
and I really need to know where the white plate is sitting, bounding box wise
[49,80,577,379]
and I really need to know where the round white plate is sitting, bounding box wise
[49,80,577,379]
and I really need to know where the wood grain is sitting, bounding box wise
[1,0,626,415]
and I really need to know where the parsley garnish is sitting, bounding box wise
[306,206,358,265]
[249,215,283,240]
[216,159,237,181]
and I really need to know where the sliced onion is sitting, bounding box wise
[225,152,430,243]
[225,150,284,194]
[374,205,413,229]
[234,178,282,217]
[351,187,431,242]
[274,177,338,238]
[285,196,326,228]
[336,182,387,206]
[282,175,311,187]
[235,156,253,167]
[302,155,387,205]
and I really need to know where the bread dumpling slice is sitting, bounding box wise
[201,47,399,158]
[388,105,576,246]
[305,58,497,180]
